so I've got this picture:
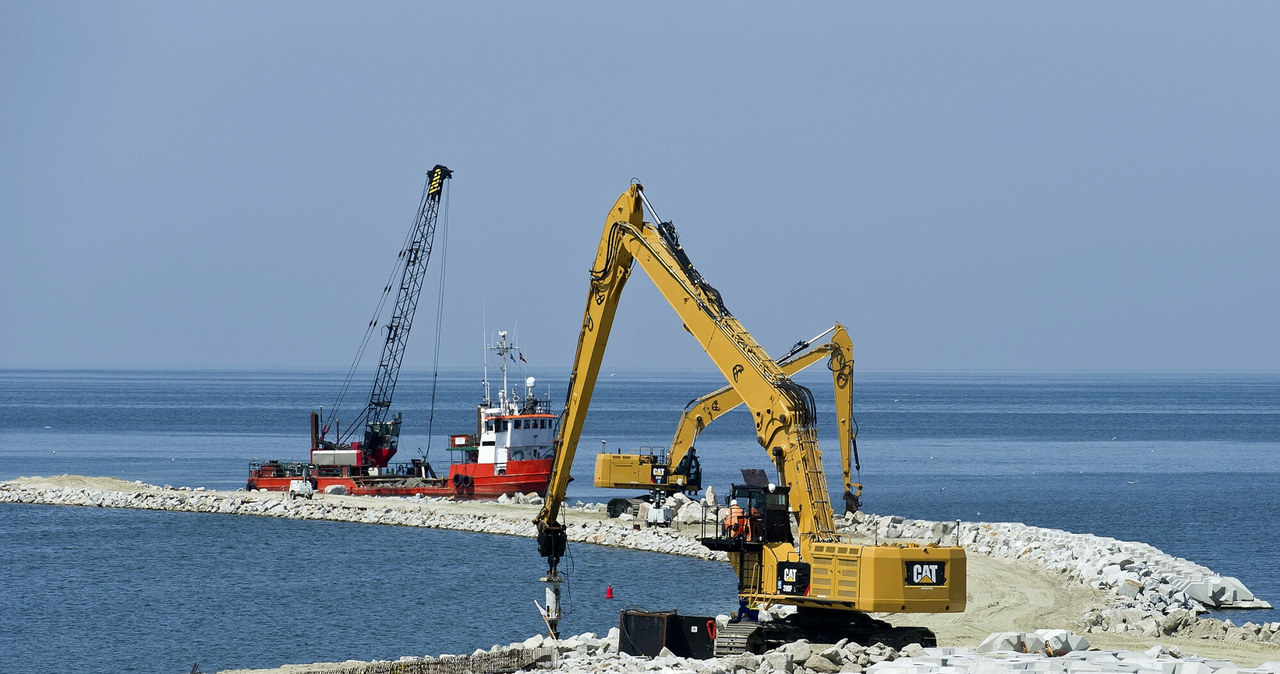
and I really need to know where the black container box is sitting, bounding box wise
[618,609,716,659]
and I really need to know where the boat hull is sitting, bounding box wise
[248,458,553,499]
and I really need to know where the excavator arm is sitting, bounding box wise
[537,183,835,536]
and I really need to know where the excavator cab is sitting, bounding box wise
[702,483,794,550]
[361,413,401,468]
[670,448,703,493]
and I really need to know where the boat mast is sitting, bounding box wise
[481,328,492,408]
[493,330,514,411]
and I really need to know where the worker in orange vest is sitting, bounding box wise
[723,501,747,539]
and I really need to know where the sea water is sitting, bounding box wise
[1,369,1277,672]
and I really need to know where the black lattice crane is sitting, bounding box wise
[341,164,452,467]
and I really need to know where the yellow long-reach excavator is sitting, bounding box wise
[593,324,865,516]
[534,182,966,652]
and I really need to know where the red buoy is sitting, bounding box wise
[605,584,614,599]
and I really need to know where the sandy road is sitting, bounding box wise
[890,552,1278,667]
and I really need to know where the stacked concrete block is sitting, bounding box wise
[841,512,1268,613]
[975,630,1090,656]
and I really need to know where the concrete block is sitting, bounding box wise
[1022,634,1046,654]
[1215,576,1256,602]
[1177,578,1221,606]
[977,632,1024,653]
[968,660,1020,674]
[1034,629,1081,654]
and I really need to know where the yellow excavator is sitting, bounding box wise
[593,323,865,519]
[534,182,966,651]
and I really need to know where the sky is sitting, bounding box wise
[2,2,1278,373]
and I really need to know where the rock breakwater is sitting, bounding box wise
[223,627,1280,674]
[5,475,1278,661]
[0,475,721,561]
[844,512,1274,643]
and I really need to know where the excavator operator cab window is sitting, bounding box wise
[761,486,794,544]
[725,484,794,545]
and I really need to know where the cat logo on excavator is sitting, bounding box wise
[906,562,945,586]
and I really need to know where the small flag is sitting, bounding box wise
[519,352,527,363]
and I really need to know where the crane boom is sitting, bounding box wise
[366,164,453,422]
[340,165,452,464]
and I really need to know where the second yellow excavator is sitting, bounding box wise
[534,182,966,652]
[593,324,865,519]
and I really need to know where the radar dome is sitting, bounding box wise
[526,376,536,389]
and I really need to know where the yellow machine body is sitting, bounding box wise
[534,183,967,640]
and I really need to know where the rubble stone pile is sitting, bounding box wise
[356,628,1280,674]
[0,478,723,561]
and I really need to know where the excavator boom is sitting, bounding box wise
[537,184,834,535]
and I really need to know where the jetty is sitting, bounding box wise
[3,475,1277,673]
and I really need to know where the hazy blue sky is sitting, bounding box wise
[3,3,1277,372]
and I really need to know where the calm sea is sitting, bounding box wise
[1,369,1277,672]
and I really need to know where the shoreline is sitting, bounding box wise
[4,474,1278,672]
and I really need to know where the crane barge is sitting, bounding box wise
[247,166,556,498]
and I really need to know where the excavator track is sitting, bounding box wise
[713,622,764,657]
[714,610,937,656]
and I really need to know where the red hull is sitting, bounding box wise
[248,458,552,499]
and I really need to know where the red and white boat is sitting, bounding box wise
[248,332,556,498]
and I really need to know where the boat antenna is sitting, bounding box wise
[496,330,511,409]
[481,303,490,406]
